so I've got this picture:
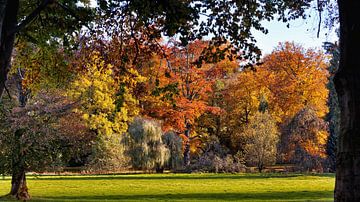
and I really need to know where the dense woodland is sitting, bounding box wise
[0,0,359,201]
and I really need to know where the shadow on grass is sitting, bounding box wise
[4,173,333,181]
[31,191,334,201]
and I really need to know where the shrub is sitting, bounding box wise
[191,136,245,173]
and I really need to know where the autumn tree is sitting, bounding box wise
[68,52,144,171]
[243,111,279,173]
[223,70,264,153]
[196,58,240,152]
[256,42,329,122]
[0,36,77,199]
[141,40,222,167]
[0,90,78,200]
[280,107,328,171]
[214,43,329,162]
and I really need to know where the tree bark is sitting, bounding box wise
[10,166,29,200]
[183,121,191,167]
[334,1,360,201]
[9,129,30,200]
[0,0,18,99]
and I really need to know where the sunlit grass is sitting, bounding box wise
[0,173,334,201]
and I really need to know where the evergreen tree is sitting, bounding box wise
[323,41,340,172]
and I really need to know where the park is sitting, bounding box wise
[0,0,359,201]
[1,173,334,201]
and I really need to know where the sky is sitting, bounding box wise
[252,17,338,55]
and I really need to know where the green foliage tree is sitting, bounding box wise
[125,117,169,172]
[323,41,340,172]
[243,111,279,173]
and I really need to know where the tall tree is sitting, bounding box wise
[323,41,339,172]
[141,40,220,167]
[334,1,360,200]
[256,42,329,121]
[0,0,93,98]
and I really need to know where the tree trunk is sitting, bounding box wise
[0,0,18,99]
[9,129,30,200]
[10,167,29,200]
[183,122,191,167]
[334,1,360,201]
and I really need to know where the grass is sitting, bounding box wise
[0,173,335,201]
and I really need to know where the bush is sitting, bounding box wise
[125,117,169,172]
[191,136,245,173]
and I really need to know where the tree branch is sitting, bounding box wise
[7,0,53,36]
[55,1,94,33]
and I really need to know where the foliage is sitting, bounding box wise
[96,0,322,62]
[162,131,183,171]
[140,40,223,166]
[125,117,169,172]
[142,41,218,132]
[279,107,328,172]
[323,41,340,172]
[68,52,138,171]
[12,41,72,92]
[0,90,74,174]
[243,112,279,172]
[191,136,245,173]
[256,42,329,121]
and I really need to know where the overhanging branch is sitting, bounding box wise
[7,0,53,36]
[55,1,94,33]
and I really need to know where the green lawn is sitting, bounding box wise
[0,173,335,201]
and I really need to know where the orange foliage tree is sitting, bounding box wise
[220,42,329,159]
[256,42,329,121]
[141,40,227,166]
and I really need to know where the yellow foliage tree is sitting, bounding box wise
[68,52,144,170]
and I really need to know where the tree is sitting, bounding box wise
[1,37,76,199]
[141,40,221,167]
[162,131,183,171]
[323,41,340,172]
[220,42,329,156]
[334,2,360,200]
[256,42,329,122]
[280,107,328,171]
[68,52,143,171]
[125,117,169,172]
[243,111,279,173]
[220,70,263,154]
[0,90,76,200]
